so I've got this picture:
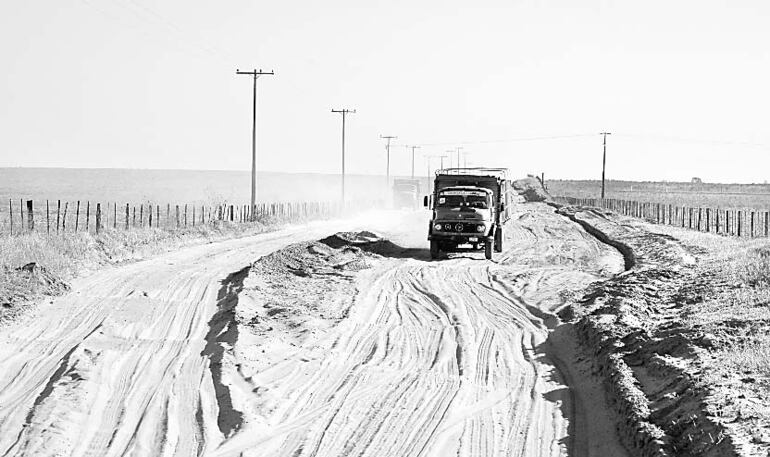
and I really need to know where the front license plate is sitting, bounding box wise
[469,237,478,242]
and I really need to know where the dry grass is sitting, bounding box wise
[0,219,284,324]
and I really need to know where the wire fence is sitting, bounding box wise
[2,199,379,236]
[555,196,770,238]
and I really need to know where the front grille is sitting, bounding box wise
[439,222,482,233]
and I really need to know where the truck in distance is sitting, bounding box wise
[392,178,421,209]
[423,168,512,260]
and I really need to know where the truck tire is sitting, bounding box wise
[430,240,440,260]
[494,226,503,252]
[484,242,493,260]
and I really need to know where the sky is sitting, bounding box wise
[0,0,769,182]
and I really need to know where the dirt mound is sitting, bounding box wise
[0,263,70,325]
[235,231,390,348]
[562,208,746,457]
[513,176,551,202]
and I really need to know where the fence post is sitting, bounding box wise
[114,203,118,229]
[697,208,702,231]
[738,211,742,237]
[25,200,34,232]
[46,200,50,235]
[96,203,102,234]
[715,209,720,234]
[140,205,144,227]
[184,204,188,227]
[125,204,129,230]
[19,199,24,232]
[8,199,12,235]
[751,211,755,237]
[705,208,710,232]
[75,201,80,232]
[62,202,68,232]
[765,211,770,236]
[176,205,180,227]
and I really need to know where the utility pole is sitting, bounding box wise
[600,132,611,199]
[236,68,274,221]
[332,108,355,204]
[439,154,448,170]
[406,145,420,179]
[380,135,397,185]
[462,150,470,167]
[445,150,455,169]
[455,146,463,169]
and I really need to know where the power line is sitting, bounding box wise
[380,135,397,186]
[600,132,611,199]
[236,69,274,220]
[413,133,594,147]
[332,109,355,204]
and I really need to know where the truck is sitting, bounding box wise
[392,178,421,209]
[423,168,512,260]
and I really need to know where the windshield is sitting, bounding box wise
[437,191,490,209]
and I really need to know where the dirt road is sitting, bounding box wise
[0,201,629,456]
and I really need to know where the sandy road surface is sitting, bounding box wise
[216,202,628,457]
[0,202,628,456]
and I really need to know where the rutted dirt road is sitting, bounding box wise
[0,200,629,456]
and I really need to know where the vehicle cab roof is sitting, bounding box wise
[438,186,493,194]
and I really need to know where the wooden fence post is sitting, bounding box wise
[62,202,68,232]
[765,211,770,236]
[25,200,34,232]
[149,204,153,227]
[75,201,80,232]
[8,199,12,235]
[726,210,730,235]
[705,208,710,232]
[46,200,50,235]
[132,206,136,227]
[96,203,102,234]
[738,211,742,237]
[114,203,118,229]
[751,211,755,237]
[184,204,188,226]
[19,199,24,232]
[715,209,720,234]
[125,203,130,230]
[192,206,196,227]
[140,205,144,227]
[176,205,180,227]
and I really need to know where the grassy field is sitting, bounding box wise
[548,179,770,208]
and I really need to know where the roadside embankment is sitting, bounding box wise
[559,205,770,457]
[1,216,309,326]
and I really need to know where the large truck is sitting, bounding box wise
[392,178,421,209]
[423,168,512,260]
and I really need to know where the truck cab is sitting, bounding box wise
[424,168,511,260]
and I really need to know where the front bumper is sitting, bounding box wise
[428,233,493,243]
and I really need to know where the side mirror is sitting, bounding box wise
[423,196,429,207]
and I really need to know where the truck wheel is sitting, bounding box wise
[484,242,493,260]
[430,240,440,260]
[494,226,503,252]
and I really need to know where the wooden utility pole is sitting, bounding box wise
[236,68,274,221]
[380,135,397,186]
[600,132,611,199]
[332,108,355,204]
[405,145,420,179]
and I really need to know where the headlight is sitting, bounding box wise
[433,223,442,231]
[476,224,485,232]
